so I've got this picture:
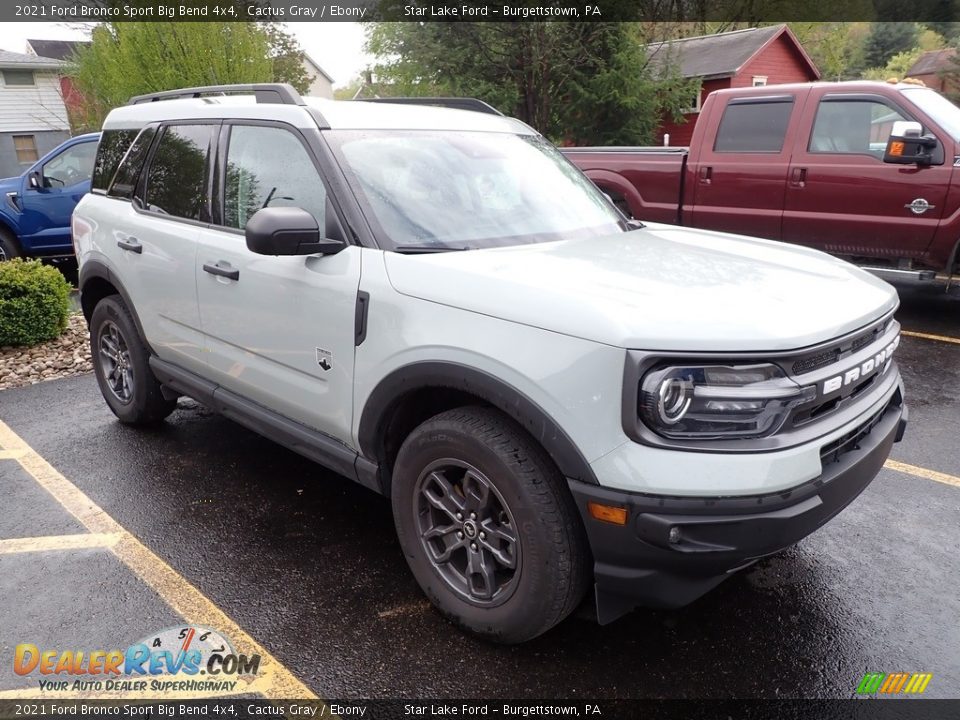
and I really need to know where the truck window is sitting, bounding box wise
[42,141,96,188]
[221,125,326,231]
[713,99,793,153]
[144,125,215,222]
[92,129,138,194]
[809,99,907,157]
[108,127,157,201]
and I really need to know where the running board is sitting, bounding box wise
[861,267,936,283]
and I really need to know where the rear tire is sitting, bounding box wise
[89,295,176,425]
[0,228,21,261]
[392,406,590,643]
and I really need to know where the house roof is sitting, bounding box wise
[26,39,89,62]
[0,48,64,71]
[646,25,820,82]
[906,48,956,77]
[302,53,334,84]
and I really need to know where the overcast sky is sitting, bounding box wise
[0,21,373,87]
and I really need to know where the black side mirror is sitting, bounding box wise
[245,207,346,256]
[27,172,41,189]
[884,120,937,166]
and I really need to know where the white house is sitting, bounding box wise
[0,49,70,178]
[301,53,334,99]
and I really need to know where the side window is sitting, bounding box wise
[92,129,138,193]
[713,100,794,153]
[222,125,325,230]
[809,99,908,157]
[41,141,97,188]
[144,125,214,221]
[107,127,157,200]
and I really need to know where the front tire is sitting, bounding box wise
[0,228,21,261]
[89,295,176,425]
[392,407,590,643]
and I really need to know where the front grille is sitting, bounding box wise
[791,318,890,376]
[819,403,889,467]
[792,348,841,375]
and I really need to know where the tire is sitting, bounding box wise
[392,406,590,643]
[89,295,176,425]
[0,228,21,261]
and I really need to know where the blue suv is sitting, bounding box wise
[0,132,100,261]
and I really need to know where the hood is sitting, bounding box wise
[383,224,899,352]
[0,175,20,193]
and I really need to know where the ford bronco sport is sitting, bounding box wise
[74,84,907,643]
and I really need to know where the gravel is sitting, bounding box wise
[0,313,93,391]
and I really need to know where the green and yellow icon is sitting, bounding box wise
[856,672,932,695]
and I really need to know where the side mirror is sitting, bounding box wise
[27,172,41,189]
[245,207,346,256]
[884,120,937,166]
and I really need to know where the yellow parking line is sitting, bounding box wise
[0,533,119,554]
[0,449,26,460]
[885,459,960,489]
[901,330,960,346]
[0,419,317,701]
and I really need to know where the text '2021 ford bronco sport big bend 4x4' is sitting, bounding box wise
[74,84,907,643]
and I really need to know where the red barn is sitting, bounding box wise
[905,49,957,94]
[646,25,820,146]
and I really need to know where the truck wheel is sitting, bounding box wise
[89,295,176,426]
[392,406,590,643]
[0,228,21,261]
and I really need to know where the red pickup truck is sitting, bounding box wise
[563,81,960,282]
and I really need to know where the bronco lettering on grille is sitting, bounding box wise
[822,335,900,395]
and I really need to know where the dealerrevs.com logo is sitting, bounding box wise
[14,626,260,693]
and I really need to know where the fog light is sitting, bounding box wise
[668,526,681,544]
[588,502,627,526]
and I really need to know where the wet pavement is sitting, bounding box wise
[0,280,958,700]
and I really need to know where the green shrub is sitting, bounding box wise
[0,259,71,347]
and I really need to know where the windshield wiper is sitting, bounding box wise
[393,245,472,254]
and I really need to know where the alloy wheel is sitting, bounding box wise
[98,321,135,403]
[414,459,521,606]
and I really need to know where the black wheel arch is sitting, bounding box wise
[358,362,599,491]
[79,260,154,354]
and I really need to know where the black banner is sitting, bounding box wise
[4,0,960,22]
[0,700,959,720]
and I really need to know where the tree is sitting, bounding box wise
[863,22,919,69]
[365,22,696,146]
[71,21,308,130]
[263,24,311,94]
[790,23,871,80]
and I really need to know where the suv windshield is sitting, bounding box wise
[901,86,960,141]
[327,131,624,250]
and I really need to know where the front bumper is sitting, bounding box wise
[569,392,906,624]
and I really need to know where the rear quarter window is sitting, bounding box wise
[92,129,138,193]
[108,126,157,200]
[713,100,794,153]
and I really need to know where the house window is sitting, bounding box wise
[682,89,702,114]
[2,70,36,87]
[13,135,38,164]
[752,76,768,87]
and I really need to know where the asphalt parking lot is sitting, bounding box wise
[0,279,958,702]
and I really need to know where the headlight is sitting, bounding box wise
[639,363,816,440]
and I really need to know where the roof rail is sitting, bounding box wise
[128,83,304,106]
[363,97,503,116]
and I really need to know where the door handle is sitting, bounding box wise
[699,166,712,184]
[203,262,239,281]
[117,237,142,254]
[790,167,807,188]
